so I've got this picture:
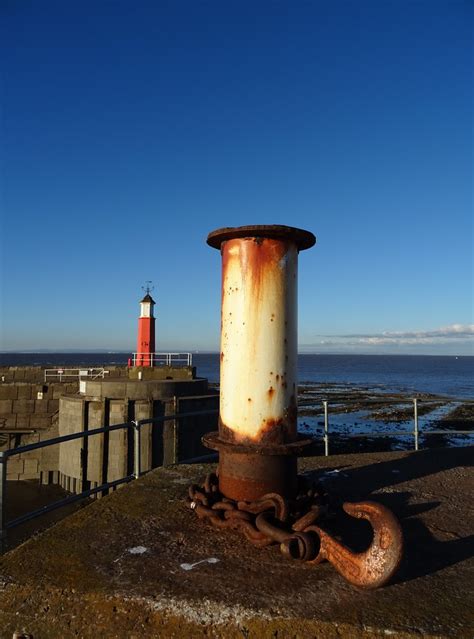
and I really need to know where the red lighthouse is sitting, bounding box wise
[136,287,156,367]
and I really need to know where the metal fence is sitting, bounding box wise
[0,407,217,551]
[131,353,193,366]
[0,396,471,551]
[311,396,473,456]
[44,368,109,382]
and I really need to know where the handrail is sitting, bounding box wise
[5,476,134,530]
[0,396,471,551]
[131,352,193,366]
[319,397,472,455]
[2,422,131,458]
[0,406,219,550]
[299,396,474,405]
[2,409,218,459]
[44,368,109,382]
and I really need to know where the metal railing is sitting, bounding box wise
[0,395,471,549]
[44,368,109,382]
[314,396,474,456]
[131,353,193,367]
[0,407,217,551]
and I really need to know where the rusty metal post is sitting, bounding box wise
[203,225,315,502]
[191,224,404,589]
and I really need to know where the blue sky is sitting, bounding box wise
[1,1,472,355]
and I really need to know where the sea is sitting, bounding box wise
[1,352,473,398]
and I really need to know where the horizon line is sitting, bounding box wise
[0,350,472,358]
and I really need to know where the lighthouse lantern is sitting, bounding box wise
[140,298,154,318]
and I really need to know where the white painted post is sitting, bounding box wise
[218,236,299,443]
[133,421,141,479]
[413,398,419,451]
[323,400,329,456]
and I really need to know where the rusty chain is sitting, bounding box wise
[188,472,335,559]
[187,473,404,588]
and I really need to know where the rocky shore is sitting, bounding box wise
[296,382,473,454]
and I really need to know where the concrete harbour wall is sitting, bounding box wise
[0,367,218,488]
[0,376,76,481]
[57,385,218,495]
[0,381,77,432]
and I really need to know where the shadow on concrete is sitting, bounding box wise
[303,446,474,585]
[309,445,473,496]
[396,519,474,584]
[4,480,89,551]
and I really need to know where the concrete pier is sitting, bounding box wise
[0,447,472,638]
[0,366,217,485]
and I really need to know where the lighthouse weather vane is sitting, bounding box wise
[142,281,154,295]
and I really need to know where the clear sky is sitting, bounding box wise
[0,1,472,355]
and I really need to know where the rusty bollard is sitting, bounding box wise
[204,225,315,500]
[190,224,403,589]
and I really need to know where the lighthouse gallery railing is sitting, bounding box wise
[131,352,193,366]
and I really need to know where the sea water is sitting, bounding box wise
[1,353,472,398]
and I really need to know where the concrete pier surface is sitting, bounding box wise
[0,447,472,638]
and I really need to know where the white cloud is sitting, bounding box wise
[356,324,474,345]
[300,324,474,353]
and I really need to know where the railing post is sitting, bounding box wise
[133,421,141,479]
[0,451,7,552]
[323,400,329,456]
[413,398,419,451]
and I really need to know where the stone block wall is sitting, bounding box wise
[108,401,128,482]
[57,392,219,496]
[86,401,106,488]
[135,400,153,473]
[0,382,77,431]
[0,367,47,383]
[58,398,84,491]
[58,397,156,493]
[0,368,216,492]
[39,419,60,485]
[4,419,60,482]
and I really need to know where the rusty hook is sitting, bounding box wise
[304,500,403,589]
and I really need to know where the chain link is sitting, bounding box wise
[188,473,335,561]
